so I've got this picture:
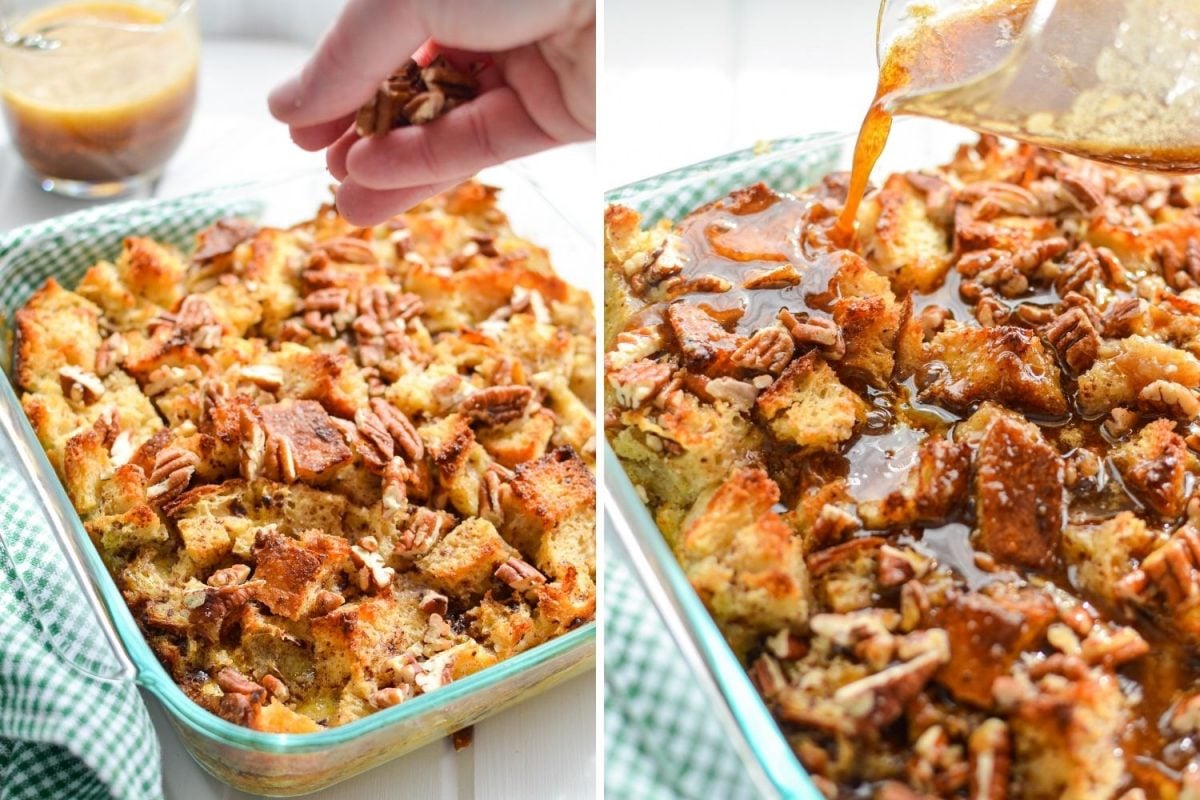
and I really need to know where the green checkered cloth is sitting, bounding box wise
[604,542,758,799]
[603,135,846,799]
[0,193,258,800]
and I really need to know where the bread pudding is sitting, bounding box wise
[14,180,595,732]
[605,136,1200,798]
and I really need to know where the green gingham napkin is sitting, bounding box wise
[603,540,757,799]
[0,194,258,800]
[603,135,846,799]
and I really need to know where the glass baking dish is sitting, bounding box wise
[603,122,973,800]
[0,164,597,796]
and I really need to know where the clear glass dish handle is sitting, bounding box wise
[0,402,136,684]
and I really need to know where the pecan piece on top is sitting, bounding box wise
[1102,296,1142,338]
[732,325,795,374]
[608,358,672,408]
[354,407,395,472]
[460,385,533,426]
[146,446,199,502]
[370,398,424,462]
[778,309,845,360]
[1043,306,1100,375]
[192,218,258,264]
[58,365,105,405]
[494,556,547,593]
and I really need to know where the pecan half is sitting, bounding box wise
[207,564,251,588]
[217,668,266,700]
[94,334,128,378]
[354,407,395,472]
[1043,306,1099,374]
[147,447,198,502]
[370,399,424,461]
[193,218,258,264]
[1138,380,1200,419]
[608,358,673,408]
[459,385,533,425]
[1102,296,1141,337]
[58,365,105,404]
[495,557,547,593]
[732,325,795,373]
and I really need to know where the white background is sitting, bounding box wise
[0,2,596,799]
[601,0,882,188]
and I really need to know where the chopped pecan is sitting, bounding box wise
[919,305,950,340]
[398,507,449,555]
[207,564,251,588]
[778,309,844,360]
[58,365,105,404]
[743,264,802,289]
[1103,407,1138,439]
[495,556,547,593]
[832,649,946,729]
[143,365,203,397]
[260,674,289,702]
[419,589,450,616]
[369,685,413,709]
[312,589,345,615]
[356,56,477,136]
[349,543,395,592]
[732,325,795,373]
[1043,306,1100,374]
[963,180,1042,218]
[1078,624,1149,667]
[459,385,533,425]
[216,667,266,700]
[1118,526,1200,607]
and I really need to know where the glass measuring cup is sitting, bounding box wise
[0,0,199,198]
[875,0,1200,172]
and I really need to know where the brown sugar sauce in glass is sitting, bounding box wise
[0,1,198,183]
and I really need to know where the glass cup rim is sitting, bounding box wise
[0,0,195,53]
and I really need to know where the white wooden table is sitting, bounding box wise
[0,37,596,800]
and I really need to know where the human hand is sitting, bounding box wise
[268,0,595,225]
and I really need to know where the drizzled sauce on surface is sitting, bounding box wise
[666,180,855,334]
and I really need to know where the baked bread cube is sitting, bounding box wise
[756,353,866,451]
